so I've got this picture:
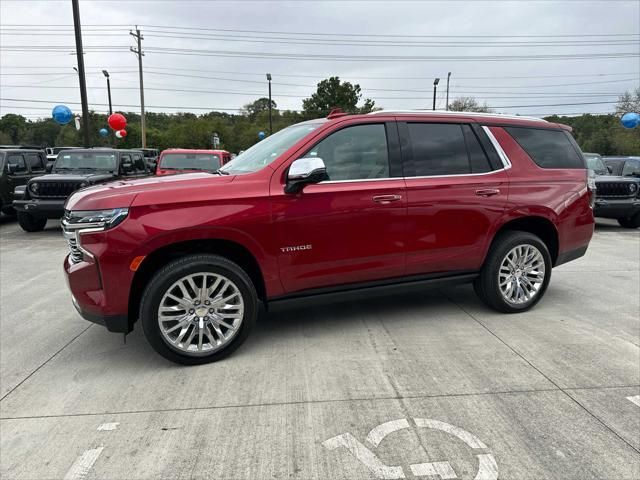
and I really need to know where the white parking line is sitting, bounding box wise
[97,422,119,431]
[626,395,640,407]
[63,447,104,480]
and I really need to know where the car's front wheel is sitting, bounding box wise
[17,212,47,232]
[474,231,552,313]
[617,214,640,229]
[140,254,258,365]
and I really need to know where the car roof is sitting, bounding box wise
[161,149,222,154]
[0,149,44,153]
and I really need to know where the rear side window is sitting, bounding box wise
[6,154,27,173]
[26,153,45,172]
[505,127,584,169]
[406,123,493,176]
[133,153,146,172]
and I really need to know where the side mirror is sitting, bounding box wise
[45,163,53,173]
[607,165,613,174]
[7,164,17,175]
[285,157,328,194]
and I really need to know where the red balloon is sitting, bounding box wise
[118,129,127,138]
[108,113,126,131]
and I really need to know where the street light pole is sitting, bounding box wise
[102,70,112,115]
[266,73,272,136]
[433,77,440,111]
[71,0,91,148]
[445,72,451,111]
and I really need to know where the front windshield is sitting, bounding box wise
[584,154,607,175]
[220,122,322,174]
[54,152,117,171]
[160,153,220,171]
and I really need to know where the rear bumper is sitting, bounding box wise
[13,198,65,218]
[594,198,640,219]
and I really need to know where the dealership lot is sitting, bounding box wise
[0,217,638,479]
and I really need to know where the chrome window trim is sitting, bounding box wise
[319,177,396,184]
[403,168,507,181]
[482,126,512,169]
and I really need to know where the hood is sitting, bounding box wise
[594,174,639,183]
[65,172,235,211]
[32,172,115,183]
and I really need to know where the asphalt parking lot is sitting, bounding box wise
[0,216,638,480]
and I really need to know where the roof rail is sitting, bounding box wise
[367,110,548,123]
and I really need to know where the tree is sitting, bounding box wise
[0,114,28,143]
[302,77,375,117]
[615,87,640,116]
[243,98,277,119]
[448,96,493,113]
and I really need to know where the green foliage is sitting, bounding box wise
[448,96,493,113]
[301,76,376,117]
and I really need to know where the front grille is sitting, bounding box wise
[34,181,83,198]
[63,228,83,264]
[595,181,636,198]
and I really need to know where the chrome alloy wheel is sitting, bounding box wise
[498,244,546,305]
[157,272,244,356]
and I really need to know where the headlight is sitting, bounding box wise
[79,181,89,189]
[63,208,129,231]
[630,183,638,194]
[29,182,39,194]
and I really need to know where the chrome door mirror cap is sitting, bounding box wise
[285,157,328,194]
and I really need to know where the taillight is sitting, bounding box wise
[587,170,596,208]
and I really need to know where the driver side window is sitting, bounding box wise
[304,124,390,181]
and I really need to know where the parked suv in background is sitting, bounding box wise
[63,110,594,364]
[14,148,150,232]
[0,148,48,216]
[604,156,640,179]
[585,153,640,228]
[156,149,231,176]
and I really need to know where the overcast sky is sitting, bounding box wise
[1,0,639,120]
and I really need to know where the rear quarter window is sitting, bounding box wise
[504,127,585,169]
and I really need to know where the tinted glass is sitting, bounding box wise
[408,123,469,176]
[462,125,492,173]
[584,154,607,175]
[55,152,117,171]
[7,154,26,172]
[505,127,584,169]
[160,153,221,171]
[622,159,640,176]
[133,154,146,172]
[26,153,45,171]
[304,123,389,181]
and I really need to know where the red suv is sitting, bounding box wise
[63,111,594,364]
[155,149,231,175]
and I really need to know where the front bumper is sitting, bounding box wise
[594,198,640,219]
[13,198,65,218]
[71,294,130,333]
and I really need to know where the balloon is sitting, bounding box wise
[118,129,127,138]
[99,128,109,137]
[108,113,127,131]
[115,130,123,139]
[620,112,640,129]
[258,131,266,140]
[52,105,73,125]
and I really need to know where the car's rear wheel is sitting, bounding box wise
[474,231,552,313]
[17,212,47,232]
[140,254,257,365]
[617,214,640,229]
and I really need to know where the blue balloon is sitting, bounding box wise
[99,128,109,137]
[258,131,266,140]
[620,112,640,129]
[52,104,73,125]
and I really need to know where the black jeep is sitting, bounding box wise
[584,153,640,228]
[13,148,150,232]
[0,148,48,217]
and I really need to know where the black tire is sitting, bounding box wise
[617,215,640,229]
[17,212,47,232]
[140,254,258,365]
[1,206,17,217]
[474,231,552,313]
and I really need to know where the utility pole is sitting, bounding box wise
[102,70,112,115]
[432,77,440,111]
[445,72,452,111]
[266,73,272,135]
[130,26,146,148]
[71,0,91,148]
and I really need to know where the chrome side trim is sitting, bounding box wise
[482,126,512,169]
[319,177,396,185]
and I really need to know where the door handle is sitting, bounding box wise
[475,188,500,197]
[372,194,402,204]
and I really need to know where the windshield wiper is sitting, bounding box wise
[216,168,230,175]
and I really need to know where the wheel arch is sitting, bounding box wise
[490,215,560,266]
[128,238,267,326]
